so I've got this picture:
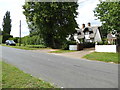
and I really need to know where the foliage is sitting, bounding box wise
[0,29,3,44]
[97,38,116,45]
[2,11,12,43]
[2,61,55,88]
[2,33,13,43]
[23,2,78,48]
[21,35,44,45]
[97,41,108,45]
[2,11,11,34]
[83,52,119,64]
[94,2,120,35]
[0,35,2,44]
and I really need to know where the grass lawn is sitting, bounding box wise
[83,52,119,64]
[49,50,76,53]
[2,61,55,88]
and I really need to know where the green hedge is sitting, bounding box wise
[21,35,45,46]
[26,45,47,48]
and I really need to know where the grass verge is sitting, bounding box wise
[0,62,2,89]
[2,61,55,88]
[83,52,119,64]
[1,44,48,50]
[49,50,76,53]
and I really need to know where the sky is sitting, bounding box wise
[0,0,101,37]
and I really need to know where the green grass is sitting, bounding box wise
[49,50,76,53]
[0,61,2,89]
[83,52,119,64]
[1,44,48,50]
[2,61,55,88]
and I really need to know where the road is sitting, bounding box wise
[0,46,119,88]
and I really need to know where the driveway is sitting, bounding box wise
[1,46,119,88]
[31,48,95,59]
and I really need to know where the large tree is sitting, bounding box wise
[23,2,78,48]
[94,1,120,37]
[2,11,12,43]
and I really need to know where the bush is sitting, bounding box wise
[83,42,95,48]
[62,40,76,50]
[9,37,19,43]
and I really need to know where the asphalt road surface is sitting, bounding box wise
[1,46,119,88]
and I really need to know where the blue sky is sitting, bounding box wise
[0,0,101,37]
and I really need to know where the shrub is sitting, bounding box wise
[84,42,95,48]
[62,40,76,50]
[68,41,77,45]
[97,41,108,45]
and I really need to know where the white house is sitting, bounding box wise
[73,26,102,43]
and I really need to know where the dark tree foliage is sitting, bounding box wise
[23,2,78,48]
[2,11,12,43]
[2,11,11,34]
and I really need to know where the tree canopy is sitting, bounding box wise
[23,2,78,48]
[94,1,120,37]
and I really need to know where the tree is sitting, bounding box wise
[2,11,12,43]
[0,28,2,35]
[2,11,12,34]
[0,28,2,44]
[23,2,78,48]
[94,1,120,37]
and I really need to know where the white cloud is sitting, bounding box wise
[76,0,101,28]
